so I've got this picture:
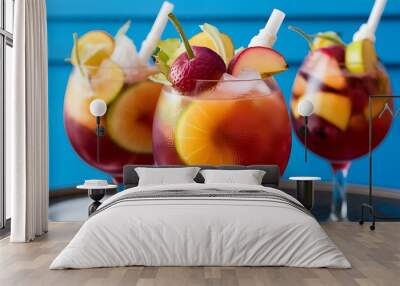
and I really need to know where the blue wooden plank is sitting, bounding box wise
[47,20,400,65]
[46,0,400,18]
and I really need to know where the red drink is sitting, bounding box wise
[291,45,393,219]
[153,78,292,173]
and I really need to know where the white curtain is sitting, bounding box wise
[8,0,49,242]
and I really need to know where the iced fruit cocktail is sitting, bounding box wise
[64,2,174,182]
[150,10,292,173]
[290,0,393,220]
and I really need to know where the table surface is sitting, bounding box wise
[76,185,117,190]
[289,177,322,181]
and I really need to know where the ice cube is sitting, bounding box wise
[216,78,259,94]
[236,68,261,80]
[252,80,271,94]
[217,71,264,95]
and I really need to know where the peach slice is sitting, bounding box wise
[291,98,301,119]
[292,74,307,97]
[227,47,288,77]
[71,31,114,72]
[90,59,124,104]
[313,92,352,131]
[107,81,162,154]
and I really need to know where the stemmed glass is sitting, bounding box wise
[291,49,393,220]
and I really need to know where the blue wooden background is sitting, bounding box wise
[47,0,400,190]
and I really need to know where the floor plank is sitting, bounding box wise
[0,222,399,286]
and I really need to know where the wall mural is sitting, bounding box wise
[64,13,292,183]
[48,0,400,207]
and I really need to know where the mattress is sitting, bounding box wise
[50,183,350,269]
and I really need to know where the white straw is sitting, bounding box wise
[264,9,285,38]
[139,1,174,64]
[352,0,387,41]
[367,0,387,35]
[248,9,285,48]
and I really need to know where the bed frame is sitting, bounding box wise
[123,165,280,189]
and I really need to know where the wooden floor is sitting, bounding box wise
[0,222,399,286]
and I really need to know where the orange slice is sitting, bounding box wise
[107,81,162,153]
[175,100,239,165]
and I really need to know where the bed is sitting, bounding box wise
[50,165,350,269]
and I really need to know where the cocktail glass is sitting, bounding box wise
[291,49,393,220]
[64,64,162,182]
[152,78,292,173]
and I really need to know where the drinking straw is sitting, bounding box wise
[353,0,387,41]
[139,1,174,64]
[248,9,285,48]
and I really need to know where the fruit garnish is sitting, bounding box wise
[288,26,345,50]
[153,38,180,75]
[167,13,226,94]
[227,46,288,77]
[302,48,346,89]
[111,20,144,82]
[90,59,124,104]
[70,31,114,74]
[312,92,352,130]
[312,31,343,50]
[189,24,234,64]
[345,39,378,74]
[107,81,161,153]
[292,74,307,97]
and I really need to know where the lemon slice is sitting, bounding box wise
[71,31,114,73]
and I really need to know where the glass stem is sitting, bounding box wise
[330,162,350,221]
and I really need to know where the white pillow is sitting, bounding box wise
[135,167,200,186]
[200,169,266,185]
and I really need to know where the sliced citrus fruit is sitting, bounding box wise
[90,59,124,104]
[312,31,343,50]
[71,31,114,71]
[175,100,238,165]
[189,31,234,63]
[107,81,162,153]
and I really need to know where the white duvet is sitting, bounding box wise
[50,183,350,269]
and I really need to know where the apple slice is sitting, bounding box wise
[227,47,288,77]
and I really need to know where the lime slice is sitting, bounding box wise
[345,39,377,74]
